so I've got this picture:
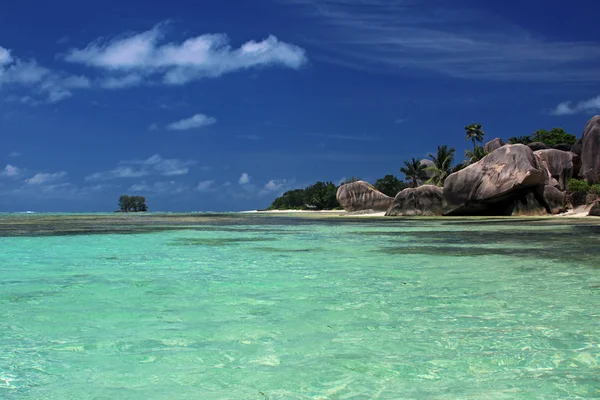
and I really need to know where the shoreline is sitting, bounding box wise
[244,206,597,219]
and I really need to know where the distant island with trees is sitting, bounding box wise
[117,195,148,212]
[267,124,582,211]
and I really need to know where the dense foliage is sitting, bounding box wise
[118,195,148,212]
[509,128,576,147]
[373,175,406,197]
[426,145,455,186]
[567,179,591,206]
[269,181,339,210]
[400,158,428,188]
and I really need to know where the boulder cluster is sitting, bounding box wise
[336,116,600,217]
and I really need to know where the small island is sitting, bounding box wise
[116,195,148,212]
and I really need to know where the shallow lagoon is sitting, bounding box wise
[1,213,599,399]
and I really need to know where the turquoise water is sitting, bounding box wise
[1,214,599,399]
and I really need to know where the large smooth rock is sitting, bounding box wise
[512,186,566,216]
[443,144,546,216]
[571,138,583,156]
[552,143,573,151]
[336,181,393,212]
[385,185,443,216]
[581,115,600,184]
[484,138,505,153]
[589,201,600,216]
[533,149,575,190]
[527,142,550,151]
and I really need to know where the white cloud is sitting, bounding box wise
[238,173,250,185]
[0,45,91,103]
[1,164,21,178]
[264,179,286,191]
[166,113,216,131]
[64,24,308,85]
[85,154,195,181]
[196,180,215,191]
[0,46,12,65]
[25,171,67,185]
[550,95,600,116]
[129,180,188,195]
[284,0,600,82]
[100,73,143,89]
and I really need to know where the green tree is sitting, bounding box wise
[374,175,407,197]
[269,182,339,210]
[464,146,487,165]
[118,195,148,212]
[507,136,532,145]
[530,128,577,146]
[465,122,485,151]
[400,158,428,188]
[426,145,456,186]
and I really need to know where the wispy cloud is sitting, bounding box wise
[282,0,600,82]
[128,180,188,195]
[196,180,216,192]
[1,164,21,178]
[0,45,91,103]
[238,173,250,185]
[166,113,216,131]
[148,123,159,131]
[64,23,308,85]
[85,154,195,181]
[25,171,68,185]
[309,133,379,141]
[550,95,600,116]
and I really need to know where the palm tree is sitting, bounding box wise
[425,145,456,186]
[464,146,487,165]
[400,158,428,188]
[465,122,485,151]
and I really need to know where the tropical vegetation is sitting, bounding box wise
[425,145,456,186]
[508,128,576,146]
[118,195,148,212]
[374,175,407,197]
[400,158,428,188]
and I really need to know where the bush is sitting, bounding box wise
[567,179,590,206]
[567,179,590,194]
[590,184,600,196]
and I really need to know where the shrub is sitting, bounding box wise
[590,184,600,196]
[567,179,590,206]
[567,179,590,194]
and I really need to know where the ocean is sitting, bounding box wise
[1,213,598,399]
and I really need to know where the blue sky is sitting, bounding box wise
[1,0,599,212]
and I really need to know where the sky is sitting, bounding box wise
[1,0,599,212]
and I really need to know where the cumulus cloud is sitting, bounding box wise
[85,154,195,181]
[238,173,250,185]
[166,113,216,131]
[551,95,600,116]
[259,179,293,196]
[25,171,68,185]
[1,164,21,178]
[196,180,215,192]
[63,24,308,85]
